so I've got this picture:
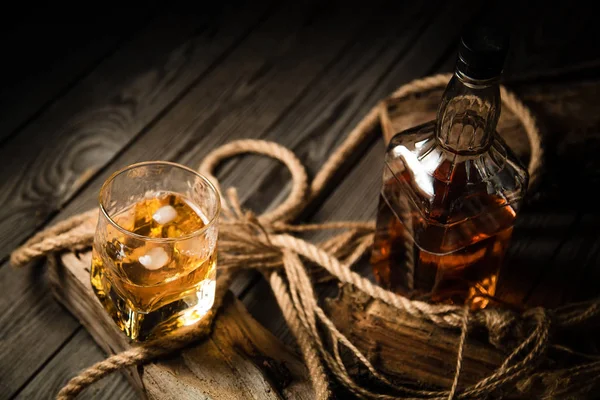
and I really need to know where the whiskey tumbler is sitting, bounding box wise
[90,161,220,341]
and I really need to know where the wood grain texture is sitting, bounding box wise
[38,0,390,299]
[0,263,79,399]
[325,286,505,389]
[241,0,483,347]
[0,10,154,144]
[0,2,271,262]
[4,2,387,397]
[40,0,383,223]
[14,329,139,400]
[0,5,272,398]
[142,297,312,400]
[48,252,312,400]
[216,0,445,302]
[223,0,444,213]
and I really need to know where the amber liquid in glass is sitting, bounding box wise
[91,193,217,340]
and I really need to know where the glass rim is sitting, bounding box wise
[98,160,221,243]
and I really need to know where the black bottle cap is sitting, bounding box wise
[456,24,509,81]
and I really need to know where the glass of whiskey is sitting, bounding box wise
[91,161,220,341]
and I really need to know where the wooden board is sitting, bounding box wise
[50,251,312,400]
[1,3,398,397]
[0,2,271,261]
[0,5,272,397]
[15,329,138,400]
[325,286,505,389]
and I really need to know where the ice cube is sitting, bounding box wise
[152,205,177,224]
[138,247,169,270]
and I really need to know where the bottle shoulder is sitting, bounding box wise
[384,122,529,224]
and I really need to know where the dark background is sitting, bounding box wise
[1,2,598,104]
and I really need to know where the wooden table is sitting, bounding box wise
[1,2,599,399]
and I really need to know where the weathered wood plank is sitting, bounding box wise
[222,0,444,213]
[241,0,483,346]
[0,263,79,399]
[14,329,139,400]
[214,0,447,301]
[48,252,312,400]
[0,2,271,261]
[37,0,382,223]
[28,0,393,310]
[142,295,312,400]
[324,286,505,389]
[0,10,154,144]
[6,2,387,397]
[0,5,272,398]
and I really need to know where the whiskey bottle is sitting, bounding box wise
[370,26,528,310]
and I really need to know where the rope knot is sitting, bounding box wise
[478,308,525,349]
[244,211,275,246]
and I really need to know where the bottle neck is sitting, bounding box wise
[435,72,501,155]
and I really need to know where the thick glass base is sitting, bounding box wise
[90,261,216,341]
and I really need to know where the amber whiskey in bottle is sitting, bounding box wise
[370,27,528,310]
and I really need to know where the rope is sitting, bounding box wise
[10,73,599,400]
[447,307,469,400]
